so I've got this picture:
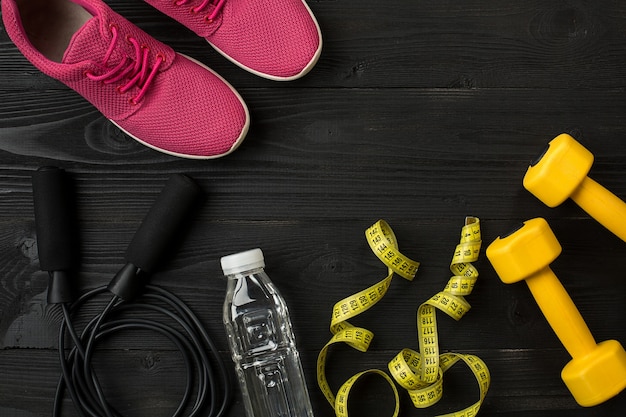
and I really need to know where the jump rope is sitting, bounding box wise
[31,167,231,417]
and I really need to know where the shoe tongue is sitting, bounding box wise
[62,15,117,65]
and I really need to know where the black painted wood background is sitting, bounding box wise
[1,1,626,416]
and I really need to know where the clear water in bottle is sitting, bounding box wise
[220,248,315,417]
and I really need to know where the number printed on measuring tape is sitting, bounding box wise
[331,271,393,330]
[335,370,400,417]
[366,220,420,280]
[316,218,490,417]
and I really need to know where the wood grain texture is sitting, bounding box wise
[1,0,626,416]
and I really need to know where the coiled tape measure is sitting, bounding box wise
[317,218,490,417]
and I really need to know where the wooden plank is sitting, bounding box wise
[2,218,624,350]
[1,88,626,222]
[1,348,625,416]
[1,1,626,89]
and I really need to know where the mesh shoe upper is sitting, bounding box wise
[144,0,323,80]
[2,0,249,158]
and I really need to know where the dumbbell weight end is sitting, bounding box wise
[524,133,626,242]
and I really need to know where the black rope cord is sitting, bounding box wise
[53,283,231,417]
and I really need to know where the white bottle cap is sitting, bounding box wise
[220,248,265,275]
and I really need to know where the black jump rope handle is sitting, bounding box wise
[33,168,202,303]
[32,167,78,304]
[108,173,202,300]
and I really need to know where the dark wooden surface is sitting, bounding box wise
[1,1,626,416]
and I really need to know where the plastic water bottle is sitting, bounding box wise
[220,248,315,417]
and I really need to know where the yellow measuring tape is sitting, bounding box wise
[317,218,490,416]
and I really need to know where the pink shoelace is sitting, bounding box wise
[85,24,164,105]
[174,0,227,23]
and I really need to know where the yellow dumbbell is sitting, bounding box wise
[486,218,626,407]
[523,133,626,242]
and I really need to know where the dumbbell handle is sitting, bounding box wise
[571,176,626,242]
[526,267,597,359]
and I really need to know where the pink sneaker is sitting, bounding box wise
[144,0,323,81]
[1,0,250,159]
